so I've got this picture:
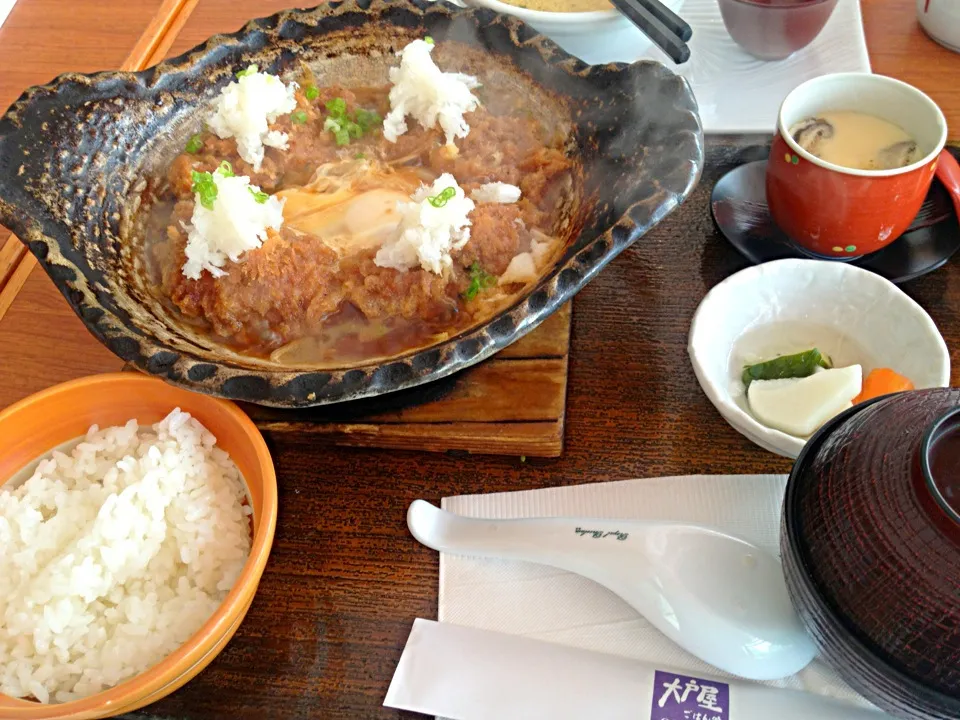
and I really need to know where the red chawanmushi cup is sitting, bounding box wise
[766,73,960,259]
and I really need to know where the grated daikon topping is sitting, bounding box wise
[499,238,555,287]
[383,39,481,147]
[471,182,522,204]
[374,173,474,275]
[207,65,298,171]
[182,164,285,280]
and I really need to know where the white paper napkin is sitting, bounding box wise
[439,474,875,714]
[0,0,16,31]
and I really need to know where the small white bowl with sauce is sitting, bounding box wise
[688,259,951,458]
[457,0,686,65]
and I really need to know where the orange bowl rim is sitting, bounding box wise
[0,373,278,718]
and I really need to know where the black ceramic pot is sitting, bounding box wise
[0,0,703,407]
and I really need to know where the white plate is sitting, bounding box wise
[567,0,871,134]
[688,259,951,458]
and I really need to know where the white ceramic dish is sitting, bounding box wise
[688,259,951,458]
[459,0,684,65]
[917,0,960,54]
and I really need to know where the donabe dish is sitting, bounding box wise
[0,0,703,407]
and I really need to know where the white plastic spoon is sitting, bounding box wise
[407,500,816,681]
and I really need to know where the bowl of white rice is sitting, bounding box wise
[0,373,277,718]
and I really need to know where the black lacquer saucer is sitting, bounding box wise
[711,159,960,284]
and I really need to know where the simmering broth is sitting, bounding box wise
[789,110,919,171]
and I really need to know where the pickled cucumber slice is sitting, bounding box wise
[742,348,832,387]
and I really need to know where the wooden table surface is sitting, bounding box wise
[0,2,958,718]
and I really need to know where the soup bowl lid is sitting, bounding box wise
[0,0,703,408]
[781,388,960,720]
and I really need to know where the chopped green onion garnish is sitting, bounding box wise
[354,152,366,160]
[425,36,434,44]
[190,170,218,210]
[320,97,381,146]
[236,64,258,78]
[304,85,319,101]
[428,186,457,208]
[325,97,347,118]
[190,162,234,209]
[184,134,204,154]
[248,187,269,204]
[463,262,496,300]
[291,110,309,125]
[355,108,381,133]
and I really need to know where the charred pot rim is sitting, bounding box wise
[0,0,703,408]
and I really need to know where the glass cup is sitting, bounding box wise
[717,0,839,61]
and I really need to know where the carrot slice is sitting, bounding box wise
[853,368,915,404]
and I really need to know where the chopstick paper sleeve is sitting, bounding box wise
[384,619,890,720]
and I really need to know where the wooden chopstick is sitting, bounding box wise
[0,0,199,324]
[126,0,199,70]
[0,234,30,319]
[609,0,691,65]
